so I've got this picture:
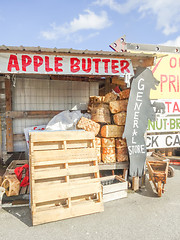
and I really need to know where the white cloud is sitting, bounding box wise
[41,10,111,41]
[139,0,180,35]
[162,36,180,47]
[94,0,180,36]
[93,0,140,14]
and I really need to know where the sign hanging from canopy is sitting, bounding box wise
[0,53,134,76]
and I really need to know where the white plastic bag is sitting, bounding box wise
[45,110,90,131]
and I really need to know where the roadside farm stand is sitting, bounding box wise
[0,46,156,172]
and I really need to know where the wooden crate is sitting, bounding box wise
[4,160,28,175]
[29,130,104,226]
[101,175,128,202]
[3,160,29,195]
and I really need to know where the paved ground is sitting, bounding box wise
[0,165,179,240]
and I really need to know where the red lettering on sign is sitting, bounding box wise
[120,60,130,73]
[33,56,43,72]
[173,102,180,112]
[22,55,32,71]
[170,57,176,68]
[45,56,53,72]
[102,59,110,73]
[160,74,167,92]
[165,101,171,113]
[55,57,63,72]
[82,58,91,73]
[169,75,176,92]
[177,75,179,92]
[111,60,119,73]
[70,58,80,73]
[92,59,101,73]
[7,55,20,72]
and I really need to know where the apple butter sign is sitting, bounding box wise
[0,53,134,76]
[123,67,159,177]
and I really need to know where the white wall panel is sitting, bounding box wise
[12,77,99,151]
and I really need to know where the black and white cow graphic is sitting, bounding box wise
[123,67,159,177]
[152,101,165,114]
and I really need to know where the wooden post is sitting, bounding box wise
[5,78,13,152]
[132,176,139,191]
[105,77,111,94]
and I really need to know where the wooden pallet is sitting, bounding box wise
[29,130,104,226]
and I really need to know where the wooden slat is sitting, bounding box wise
[5,78,13,152]
[34,182,101,203]
[30,131,95,142]
[36,178,100,192]
[34,165,99,180]
[103,191,127,202]
[33,201,103,226]
[32,148,97,164]
[98,162,129,170]
[33,140,92,151]
[6,110,61,119]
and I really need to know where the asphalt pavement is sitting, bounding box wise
[0,165,179,240]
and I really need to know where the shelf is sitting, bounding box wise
[98,162,129,170]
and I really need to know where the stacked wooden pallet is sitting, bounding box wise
[77,89,130,164]
[29,130,104,226]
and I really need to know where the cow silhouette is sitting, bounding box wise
[123,67,159,177]
[152,101,165,114]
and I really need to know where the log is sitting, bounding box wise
[101,138,115,148]
[116,147,128,155]
[89,96,105,104]
[104,92,117,103]
[95,137,101,147]
[102,153,116,163]
[113,112,126,125]
[102,147,115,155]
[116,154,129,162]
[109,100,128,114]
[91,104,111,124]
[119,89,130,100]
[115,138,127,148]
[100,125,124,138]
[77,117,100,136]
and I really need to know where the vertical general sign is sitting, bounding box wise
[123,67,158,176]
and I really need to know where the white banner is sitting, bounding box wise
[146,133,180,149]
[0,53,134,76]
[147,116,180,133]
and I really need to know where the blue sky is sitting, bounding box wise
[1,0,180,51]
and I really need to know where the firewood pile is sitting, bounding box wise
[77,89,130,163]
